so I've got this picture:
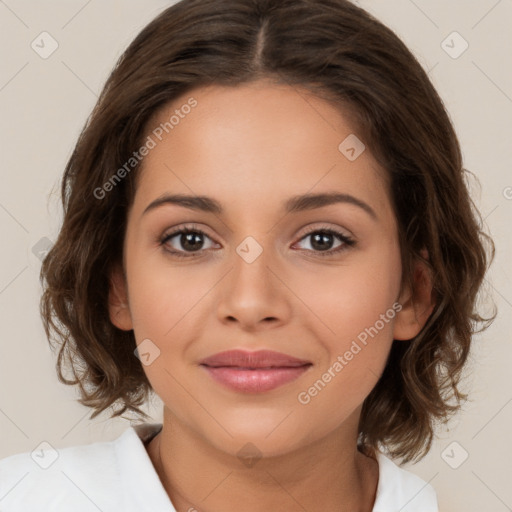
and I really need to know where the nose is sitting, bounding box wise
[215,245,292,331]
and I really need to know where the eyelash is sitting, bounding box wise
[159,223,356,259]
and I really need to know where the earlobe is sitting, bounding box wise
[393,250,436,341]
[108,264,133,331]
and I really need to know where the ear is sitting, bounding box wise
[108,263,133,331]
[393,249,436,341]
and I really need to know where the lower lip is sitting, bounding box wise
[201,365,311,393]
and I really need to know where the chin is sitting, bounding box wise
[202,417,312,460]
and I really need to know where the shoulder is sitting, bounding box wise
[372,452,439,512]
[0,427,133,511]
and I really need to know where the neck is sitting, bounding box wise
[146,408,379,512]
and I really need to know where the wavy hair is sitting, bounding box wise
[40,0,496,464]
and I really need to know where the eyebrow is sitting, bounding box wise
[142,192,378,221]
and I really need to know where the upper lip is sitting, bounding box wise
[200,350,312,369]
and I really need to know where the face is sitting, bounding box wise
[109,79,430,458]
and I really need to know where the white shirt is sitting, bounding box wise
[0,423,438,511]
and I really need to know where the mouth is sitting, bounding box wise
[199,350,313,393]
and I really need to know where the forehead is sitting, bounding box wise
[133,81,391,221]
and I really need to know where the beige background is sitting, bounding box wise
[0,1,511,510]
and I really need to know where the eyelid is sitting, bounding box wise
[160,223,217,246]
[292,223,356,254]
[160,222,353,242]
[159,222,356,258]
[298,223,353,239]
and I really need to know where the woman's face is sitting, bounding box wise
[110,80,419,458]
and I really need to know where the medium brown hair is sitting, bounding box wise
[40,0,496,464]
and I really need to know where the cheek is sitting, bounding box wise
[296,245,401,397]
[301,244,401,340]
[126,246,209,338]
[295,282,399,433]
[125,261,204,402]
[124,255,218,392]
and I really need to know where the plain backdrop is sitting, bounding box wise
[0,1,511,510]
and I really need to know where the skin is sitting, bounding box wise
[109,79,434,512]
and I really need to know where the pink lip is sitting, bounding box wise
[199,350,312,393]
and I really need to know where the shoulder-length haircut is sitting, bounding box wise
[40,0,496,463]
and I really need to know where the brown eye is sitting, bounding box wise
[294,227,355,256]
[160,226,217,258]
